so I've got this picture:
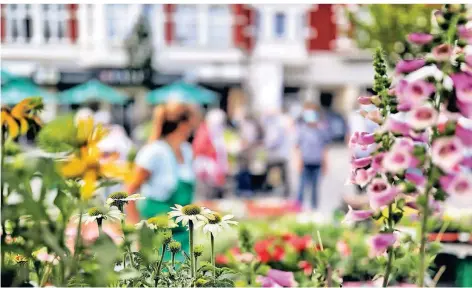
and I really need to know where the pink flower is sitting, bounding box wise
[352,168,375,187]
[440,173,472,196]
[367,178,398,210]
[458,25,472,44]
[360,109,383,124]
[407,33,433,45]
[383,149,416,174]
[351,156,372,169]
[65,222,123,254]
[405,171,426,187]
[407,103,439,130]
[358,96,372,105]
[461,156,472,169]
[350,131,375,150]
[396,80,435,108]
[264,269,298,287]
[457,102,472,118]
[371,153,385,172]
[336,240,352,257]
[343,205,373,224]
[385,118,410,136]
[36,251,59,265]
[432,44,452,62]
[451,73,472,104]
[256,276,282,288]
[432,137,464,172]
[396,59,426,74]
[456,123,472,147]
[368,233,397,258]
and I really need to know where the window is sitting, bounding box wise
[106,4,132,43]
[207,5,231,48]
[42,4,68,43]
[274,12,286,38]
[4,4,32,43]
[174,5,198,46]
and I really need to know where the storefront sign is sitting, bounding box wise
[93,68,151,86]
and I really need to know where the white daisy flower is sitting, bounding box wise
[168,204,214,227]
[201,212,238,235]
[106,192,145,210]
[76,206,123,226]
[135,215,178,231]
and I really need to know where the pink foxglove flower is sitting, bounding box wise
[385,118,410,136]
[358,96,372,105]
[440,173,472,196]
[458,25,472,44]
[343,205,373,224]
[351,156,372,169]
[371,153,386,172]
[36,251,59,265]
[352,167,375,187]
[367,178,398,210]
[455,122,472,147]
[432,44,453,62]
[405,171,426,187]
[407,33,433,45]
[368,233,397,258]
[350,131,375,150]
[451,73,472,104]
[461,156,472,169]
[397,80,435,108]
[407,103,439,130]
[396,59,426,74]
[432,137,464,172]
[361,109,383,124]
[383,149,416,174]
[256,276,282,288]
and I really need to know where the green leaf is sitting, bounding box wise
[119,267,142,281]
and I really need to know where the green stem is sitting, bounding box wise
[155,243,167,286]
[189,221,195,278]
[128,245,135,268]
[382,204,394,287]
[1,133,6,269]
[39,264,52,287]
[418,188,431,287]
[171,253,175,270]
[73,203,84,269]
[194,255,199,274]
[211,233,216,281]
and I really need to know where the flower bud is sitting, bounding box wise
[370,95,382,107]
[162,230,173,245]
[194,245,204,257]
[358,96,372,105]
[168,241,182,254]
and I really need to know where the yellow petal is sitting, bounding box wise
[88,124,109,146]
[76,117,94,144]
[60,156,87,178]
[11,99,30,119]
[81,170,97,200]
[19,118,29,135]
[3,112,19,139]
[100,161,127,179]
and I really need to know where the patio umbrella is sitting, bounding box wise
[1,78,56,105]
[146,81,218,105]
[59,79,128,104]
[1,69,15,85]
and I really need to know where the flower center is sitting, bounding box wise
[182,204,201,216]
[147,215,172,228]
[392,153,406,164]
[109,191,128,200]
[416,109,432,120]
[412,85,424,96]
[437,44,450,54]
[439,142,457,155]
[372,182,388,193]
[87,207,103,217]
[208,213,222,224]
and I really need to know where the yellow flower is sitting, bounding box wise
[75,116,108,147]
[1,98,42,139]
[60,145,131,200]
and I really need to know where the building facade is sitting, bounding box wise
[1,4,374,118]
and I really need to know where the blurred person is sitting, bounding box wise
[125,102,196,254]
[296,103,331,210]
[261,109,292,196]
[193,108,229,199]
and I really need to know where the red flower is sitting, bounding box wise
[216,254,229,265]
[230,246,241,256]
[288,235,313,252]
[298,260,313,276]
[254,239,285,263]
[282,233,297,241]
[336,240,352,257]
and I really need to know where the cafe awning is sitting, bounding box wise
[59,79,128,104]
[146,81,218,105]
[1,78,56,105]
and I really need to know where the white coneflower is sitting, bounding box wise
[77,206,123,227]
[106,192,145,212]
[201,212,238,235]
[168,204,214,226]
[135,215,178,231]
